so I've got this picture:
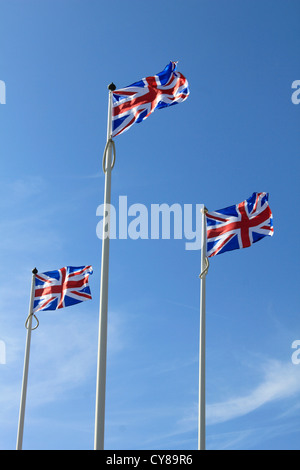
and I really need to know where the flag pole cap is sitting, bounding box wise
[32,267,38,274]
[108,82,116,91]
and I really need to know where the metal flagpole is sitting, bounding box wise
[94,83,116,450]
[198,207,208,450]
[16,267,38,450]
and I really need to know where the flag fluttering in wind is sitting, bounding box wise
[33,265,93,313]
[111,61,189,137]
[17,265,93,450]
[206,192,274,257]
[198,194,273,448]
[95,61,189,450]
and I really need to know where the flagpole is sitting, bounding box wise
[94,83,116,451]
[16,267,38,450]
[198,207,208,450]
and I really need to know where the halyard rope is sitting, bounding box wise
[199,256,209,279]
[25,313,39,330]
[102,138,116,173]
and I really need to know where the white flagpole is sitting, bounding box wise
[198,207,208,450]
[16,267,38,450]
[94,83,116,450]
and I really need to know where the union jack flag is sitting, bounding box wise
[33,266,93,313]
[112,61,189,137]
[206,192,274,258]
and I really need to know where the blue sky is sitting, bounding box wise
[0,0,299,450]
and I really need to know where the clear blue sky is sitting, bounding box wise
[0,0,299,450]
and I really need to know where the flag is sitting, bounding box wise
[33,266,93,313]
[206,192,274,257]
[111,61,189,137]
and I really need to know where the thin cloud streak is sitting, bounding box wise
[207,359,300,425]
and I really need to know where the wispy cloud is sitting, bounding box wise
[0,306,98,449]
[207,421,300,450]
[0,307,129,423]
[0,310,97,407]
[139,358,300,449]
[207,359,300,425]
[177,358,300,430]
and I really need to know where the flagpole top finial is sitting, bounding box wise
[108,82,116,91]
[32,268,38,275]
